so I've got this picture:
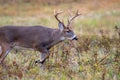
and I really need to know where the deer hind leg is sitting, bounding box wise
[0,43,13,64]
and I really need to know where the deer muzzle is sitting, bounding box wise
[70,35,78,40]
[72,36,78,40]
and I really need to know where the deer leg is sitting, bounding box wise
[0,43,13,64]
[35,48,50,64]
[0,48,13,63]
[0,46,2,58]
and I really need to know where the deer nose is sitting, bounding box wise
[72,36,78,40]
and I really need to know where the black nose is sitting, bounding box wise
[72,37,78,40]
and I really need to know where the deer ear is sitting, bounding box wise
[58,22,64,32]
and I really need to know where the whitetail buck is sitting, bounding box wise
[0,10,81,64]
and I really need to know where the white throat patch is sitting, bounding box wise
[60,37,65,40]
[60,35,76,40]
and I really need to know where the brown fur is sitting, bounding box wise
[0,26,63,64]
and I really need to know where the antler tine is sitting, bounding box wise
[54,10,64,23]
[67,10,81,27]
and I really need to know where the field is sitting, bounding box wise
[0,0,120,80]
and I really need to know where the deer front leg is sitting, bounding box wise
[35,47,50,64]
[0,48,12,64]
[0,43,13,64]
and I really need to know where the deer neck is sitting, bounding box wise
[53,29,65,41]
[45,29,64,49]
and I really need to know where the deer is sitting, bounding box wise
[0,10,81,65]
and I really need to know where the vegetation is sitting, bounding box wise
[0,0,120,80]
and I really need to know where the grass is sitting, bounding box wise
[0,0,120,80]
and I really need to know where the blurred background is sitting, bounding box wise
[0,0,119,32]
[0,0,120,80]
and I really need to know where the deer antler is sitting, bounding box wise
[67,10,81,27]
[54,10,65,27]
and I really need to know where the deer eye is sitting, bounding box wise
[66,31,71,33]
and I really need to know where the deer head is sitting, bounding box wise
[54,10,81,40]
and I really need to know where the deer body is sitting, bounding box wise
[0,10,80,64]
[0,26,62,49]
[0,26,64,63]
